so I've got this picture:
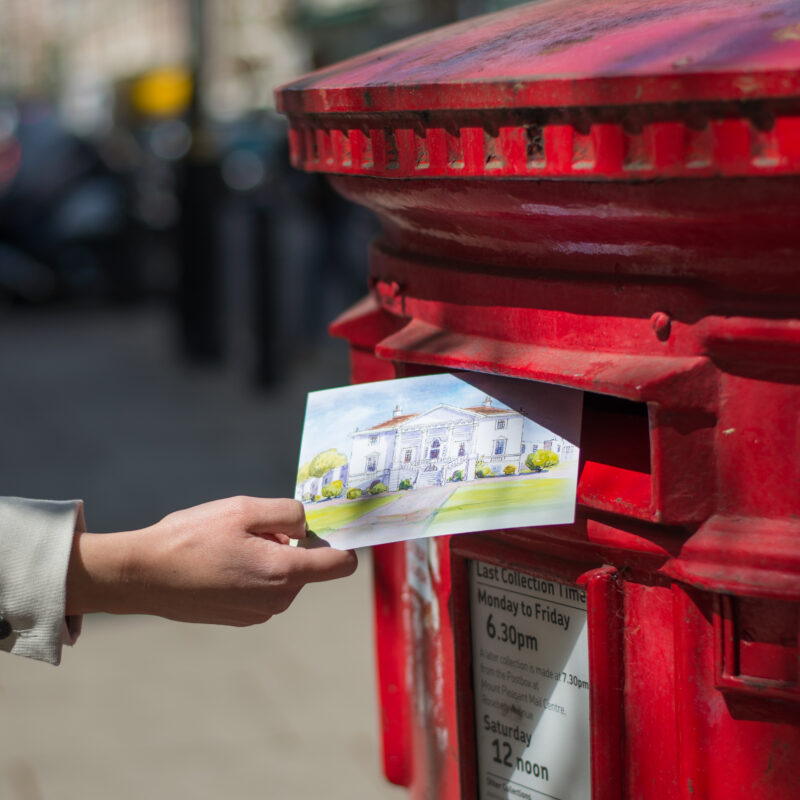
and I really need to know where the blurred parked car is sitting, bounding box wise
[0,103,135,305]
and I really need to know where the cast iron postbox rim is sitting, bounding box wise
[276,0,800,182]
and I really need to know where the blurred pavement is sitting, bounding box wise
[0,304,407,800]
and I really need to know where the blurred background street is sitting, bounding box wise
[0,1,527,797]
[0,305,410,800]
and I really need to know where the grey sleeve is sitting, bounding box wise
[0,497,85,665]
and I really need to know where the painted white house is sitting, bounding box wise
[347,397,577,492]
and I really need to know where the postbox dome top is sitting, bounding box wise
[276,0,800,180]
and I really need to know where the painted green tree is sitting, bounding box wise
[297,448,347,485]
[309,449,347,477]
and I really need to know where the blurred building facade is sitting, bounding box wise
[0,1,187,98]
[0,0,309,125]
[0,0,530,375]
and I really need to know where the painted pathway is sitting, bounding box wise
[345,484,457,528]
[323,484,458,548]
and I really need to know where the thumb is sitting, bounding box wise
[283,539,358,584]
[242,498,307,541]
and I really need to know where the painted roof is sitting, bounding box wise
[367,413,419,431]
[364,403,515,431]
[463,407,514,416]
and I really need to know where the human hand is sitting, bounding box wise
[66,496,357,625]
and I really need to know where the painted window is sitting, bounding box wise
[494,439,506,456]
[403,449,413,463]
[495,419,506,430]
[369,435,378,445]
[458,443,466,457]
[521,444,526,454]
[366,455,377,473]
[429,439,441,460]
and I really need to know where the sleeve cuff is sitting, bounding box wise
[0,497,85,665]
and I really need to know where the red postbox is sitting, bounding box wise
[276,1,800,797]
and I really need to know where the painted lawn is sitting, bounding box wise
[305,493,400,535]
[426,476,574,535]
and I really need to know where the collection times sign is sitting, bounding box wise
[469,561,591,800]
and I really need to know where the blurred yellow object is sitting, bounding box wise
[130,67,192,117]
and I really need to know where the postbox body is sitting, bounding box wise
[276,2,800,797]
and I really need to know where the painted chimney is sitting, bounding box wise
[393,404,403,418]
[482,396,492,407]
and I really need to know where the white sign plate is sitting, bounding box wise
[469,560,591,800]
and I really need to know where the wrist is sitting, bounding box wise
[66,530,142,615]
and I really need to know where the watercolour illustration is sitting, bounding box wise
[295,373,583,550]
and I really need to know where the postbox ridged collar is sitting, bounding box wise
[275,0,800,181]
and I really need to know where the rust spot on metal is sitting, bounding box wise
[734,75,764,95]
[539,34,594,55]
[385,129,400,170]
[751,123,780,168]
[414,132,430,171]
[361,131,374,169]
[525,125,545,168]
[623,129,653,171]
[339,129,352,168]
[572,129,596,170]
[483,130,503,170]
[685,125,712,168]
[773,22,800,41]
[446,129,464,170]
[480,114,501,139]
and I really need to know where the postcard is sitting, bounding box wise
[294,372,583,550]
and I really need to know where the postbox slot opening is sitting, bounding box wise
[581,393,651,475]
[578,393,652,517]
[732,597,799,685]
